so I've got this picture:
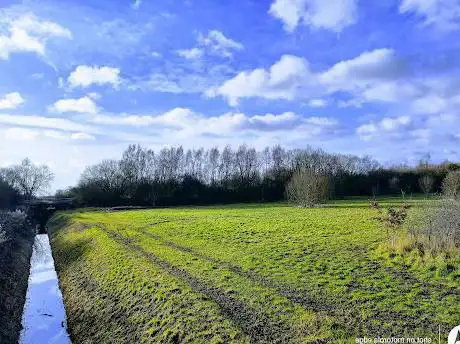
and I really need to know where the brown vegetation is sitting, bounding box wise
[285,169,331,207]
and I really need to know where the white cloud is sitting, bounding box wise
[308,98,327,107]
[360,82,419,103]
[305,116,338,126]
[49,96,98,114]
[43,130,68,140]
[337,99,364,108]
[1,127,96,142]
[197,30,243,58]
[410,128,432,142]
[208,49,407,106]
[410,93,460,115]
[70,132,96,140]
[411,94,446,114]
[91,108,200,127]
[0,92,25,109]
[176,48,204,60]
[87,92,101,100]
[357,115,411,139]
[356,123,378,137]
[3,127,39,140]
[0,109,338,173]
[87,108,338,139]
[132,69,226,94]
[319,49,404,91]
[269,0,304,32]
[269,0,357,33]
[206,54,315,106]
[131,74,188,94]
[0,114,100,134]
[380,116,411,131]
[0,13,71,60]
[68,65,121,88]
[399,0,460,31]
[176,30,243,61]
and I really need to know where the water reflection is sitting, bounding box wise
[19,234,71,344]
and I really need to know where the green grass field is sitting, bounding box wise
[48,199,459,343]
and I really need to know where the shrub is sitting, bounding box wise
[286,169,330,207]
[0,210,32,240]
[442,171,460,199]
[368,198,379,209]
[375,203,410,229]
[417,199,460,251]
[386,207,408,228]
[380,199,459,279]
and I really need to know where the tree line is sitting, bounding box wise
[54,144,459,207]
[0,145,457,209]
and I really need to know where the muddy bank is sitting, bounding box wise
[0,233,34,343]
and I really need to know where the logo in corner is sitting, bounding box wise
[449,325,460,344]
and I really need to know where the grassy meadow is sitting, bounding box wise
[48,199,460,343]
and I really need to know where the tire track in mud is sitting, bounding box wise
[97,226,298,344]
[137,226,456,337]
[138,227,330,312]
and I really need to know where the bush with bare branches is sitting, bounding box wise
[413,199,460,252]
[442,171,460,199]
[285,169,330,207]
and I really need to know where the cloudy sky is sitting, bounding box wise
[1,0,459,190]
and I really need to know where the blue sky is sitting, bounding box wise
[1,0,460,190]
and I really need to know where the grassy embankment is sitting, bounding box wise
[48,198,460,343]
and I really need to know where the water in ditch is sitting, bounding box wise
[19,234,71,344]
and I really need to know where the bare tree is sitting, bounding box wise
[1,158,54,200]
[418,175,434,195]
[235,145,259,185]
[193,148,205,181]
[119,145,155,198]
[219,145,234,185]
[442,172,460,199]
[80,159,122,194]
[156,147,183,182]
[207,147,220,185]
[260,147,272,175]
[285,169,330,207]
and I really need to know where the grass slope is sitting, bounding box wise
[48,199,460,343]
